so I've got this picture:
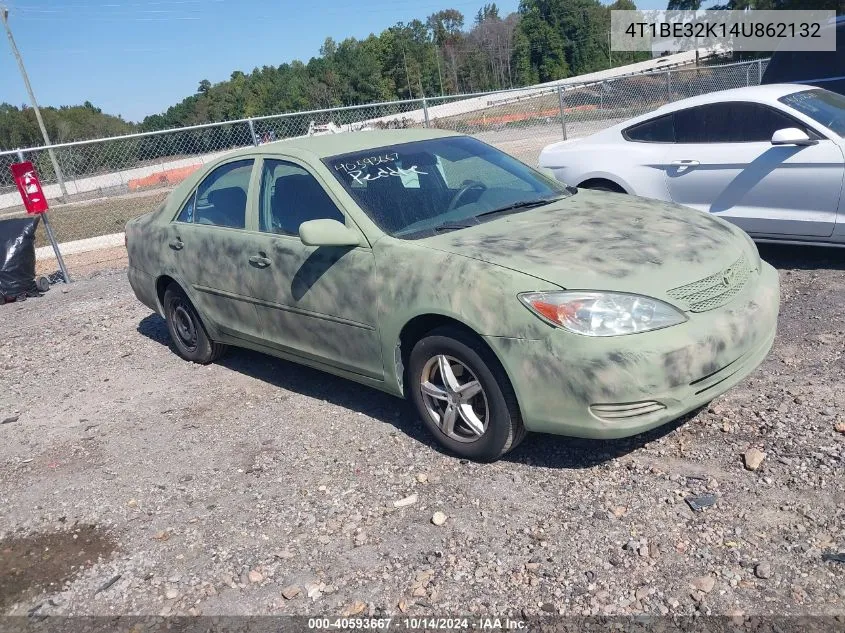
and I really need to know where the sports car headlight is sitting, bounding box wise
[519,291,687,336]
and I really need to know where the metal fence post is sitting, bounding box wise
[16,149,70,283]
[247,119,259,146]
[422,98,431,128]
[758,59,763,84]
[51,149,70,202]
[666,70,673,102]
[557,86,568,141]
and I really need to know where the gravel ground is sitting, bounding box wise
[36,246,128,280]
[0,244,843,619]
[473,120,628,165]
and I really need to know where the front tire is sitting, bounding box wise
[408,326,525,461]
[163,283,226,364]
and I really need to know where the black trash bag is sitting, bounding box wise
[0,215,40,301]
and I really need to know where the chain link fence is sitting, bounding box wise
[0,57,767,278]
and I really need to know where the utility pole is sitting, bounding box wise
[402,48,413,98]
[1,5,68,200]
[434,46,444,96]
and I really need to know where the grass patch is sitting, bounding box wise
[2,191,168,248]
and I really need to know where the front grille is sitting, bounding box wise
[667,255,752,313]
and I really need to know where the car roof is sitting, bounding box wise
[652,83,818,114]
[583,83,824,139]
[227,128,461,160]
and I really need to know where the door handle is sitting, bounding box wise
[248,255,272,268]
[671,160,700,167]
[169,238,184,251]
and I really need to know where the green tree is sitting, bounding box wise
[427,9,464,45]
[476,3,501,24]
[515,0,650,84]
[514,0,570,82]
[0,102,134,151]
[666,0,701,8]
[2,0,677,146]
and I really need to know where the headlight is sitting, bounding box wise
[519,291,687,336]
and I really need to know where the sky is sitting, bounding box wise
[0,0,666,123]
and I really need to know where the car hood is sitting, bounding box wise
[419,190,748,299]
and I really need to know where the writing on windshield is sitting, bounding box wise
[348,164,428,186]
[323,136,568,239]
[332,151,428,187]
[333,152,399,172]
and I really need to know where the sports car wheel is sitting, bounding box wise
[408,326,525,461]
[583,181,626,193]
[163,283,226,364]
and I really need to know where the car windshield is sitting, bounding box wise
[323,136,570,238]
[779,88,845,137]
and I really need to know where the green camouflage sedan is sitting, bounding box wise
[126,129,779,461]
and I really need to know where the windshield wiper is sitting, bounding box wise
[432,220,478,232]
[474,196,565,220]
[429,196,567,234]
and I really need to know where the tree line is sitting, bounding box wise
[3,0,836,152]
[0,101,134,153]
[2,0,650,151]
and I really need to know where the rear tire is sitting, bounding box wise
[163,283,226,364]
[584,183,625,193]
[408,326,526,462]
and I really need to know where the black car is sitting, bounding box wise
[761,17,845,96]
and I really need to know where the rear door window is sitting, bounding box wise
[624,114,675,142]
[175,159,254,229]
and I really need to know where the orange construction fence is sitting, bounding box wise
[466,104,597,126]
[127,164,202,192]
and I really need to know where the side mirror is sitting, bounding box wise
[299,219,361,247]
[771,127,817,146]
[538,167,558,180]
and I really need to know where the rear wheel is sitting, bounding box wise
[163,283,226,364]
[581,180,626,194]
[408,326,525,461]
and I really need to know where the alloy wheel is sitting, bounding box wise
[420,354,489,442]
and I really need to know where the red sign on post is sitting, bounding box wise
[11,161,49,214]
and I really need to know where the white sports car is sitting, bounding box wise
[539,84,845,246]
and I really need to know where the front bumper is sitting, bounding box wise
[485,262,780,439]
